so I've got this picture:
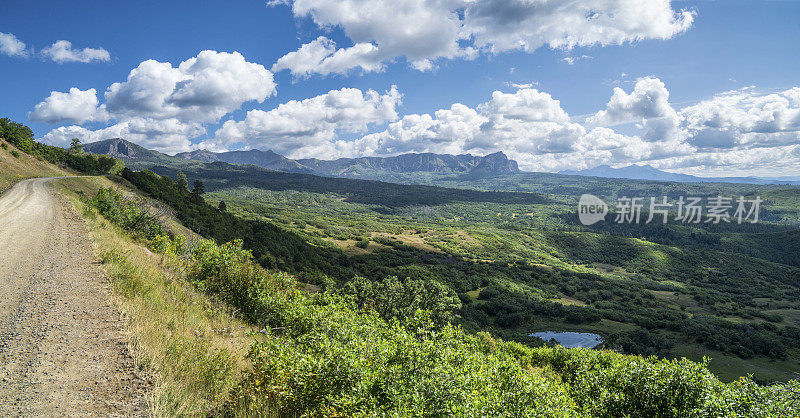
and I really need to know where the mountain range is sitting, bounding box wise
[560,164,800,185]
[83,138,799,185]
[84,138,521,178]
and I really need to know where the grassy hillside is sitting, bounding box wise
[0,138,71,191]
[55,176,254,415]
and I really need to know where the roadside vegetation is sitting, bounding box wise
[1,118,123,178]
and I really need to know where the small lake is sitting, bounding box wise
[529,331,604,348]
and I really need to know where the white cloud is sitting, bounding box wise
[40,118,203,154]
[105,51,275,123]
[271,0,693,76]
[205,86,402,158]
[680,87,800,150]
[505,82,539,90]
[29,87,105,124]
[40,40,110,63]
[587,76,683,142]
[271,36,384,77]
[37,50,277,153]
[464,0,694,53]
[0,32,27,57]
[562,55,591,65]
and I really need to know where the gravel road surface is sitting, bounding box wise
[0,177,149,416]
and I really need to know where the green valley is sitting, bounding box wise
[117,157,800,384]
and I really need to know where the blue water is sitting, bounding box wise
[529,331,604,348]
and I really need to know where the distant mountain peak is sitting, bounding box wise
[174,148,311,173]
[470,151,519,175]
[83,138,148,159]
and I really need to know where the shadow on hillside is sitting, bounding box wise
[148,163,554,208]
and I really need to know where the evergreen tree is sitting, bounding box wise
[176,171,189,192]
[192,180,205,196]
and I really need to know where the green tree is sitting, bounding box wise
[218,200,227,212]
[192,180,205,196]
[69,138,84,154]
[176,171,189,192]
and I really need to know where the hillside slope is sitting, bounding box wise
[83,138,199,170]
[114,167,800,416]
[175,148,312,173]
[0,139,71,192]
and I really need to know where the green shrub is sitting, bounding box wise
[90,187,165,239]
[340,275,461,325]
[145,235,800,417]
[9,150,19,158]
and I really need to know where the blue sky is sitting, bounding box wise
[1,0,799,176]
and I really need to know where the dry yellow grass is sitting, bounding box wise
[371,231,442,252]
[57,177,257,416]
[0,139,72,192]
[324,237,389,255]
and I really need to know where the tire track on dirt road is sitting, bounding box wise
[0,177,149,416]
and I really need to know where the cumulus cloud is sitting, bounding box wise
[587,76,683,142]
[271,36,383,77]
[40,40,110,63]
[105,51,275,123]
[680,87,800,150]
[270,0,693,76]
[0,32,27,57]
[464,0,693,53]
[206,86,402,157]
[36,50,277,153]
[40,118,203,154]
[353,87,663,171]
[29,87,105,124]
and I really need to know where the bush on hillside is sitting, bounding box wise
[144,233,800,417]
[90,187,165,239]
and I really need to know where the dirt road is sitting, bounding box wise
[0,178,149,416]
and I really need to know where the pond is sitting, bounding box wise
[529,331,604,348]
